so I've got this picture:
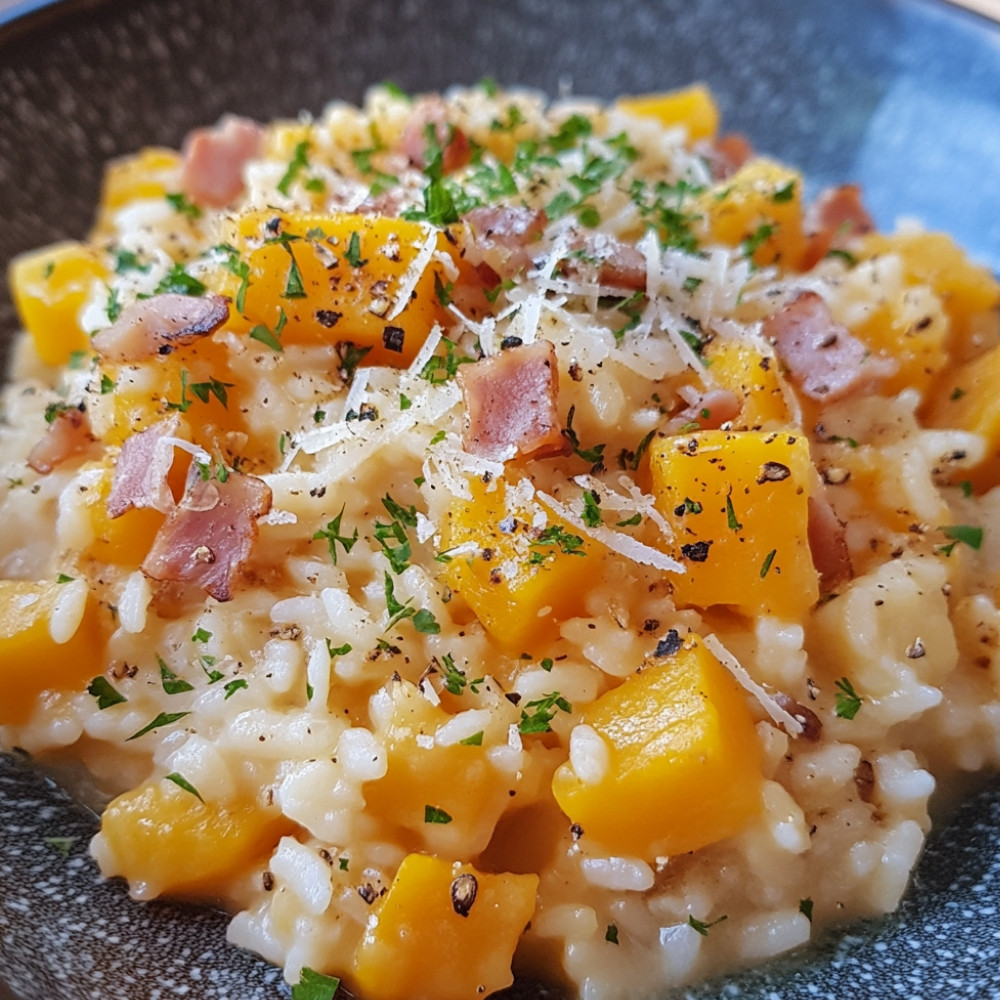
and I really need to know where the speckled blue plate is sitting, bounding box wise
[1,1,1000,998]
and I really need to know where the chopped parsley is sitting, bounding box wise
[424,804,453,824]
[605,923,619,945]
[126,711,190,741]
[112,248,150,274]
[799,897,814,922]
[291,967,341,1000]
[249,309,286,352]
[87,676,127,709]
[165,191,203,220]
[326,640,353,658]
[154,262,207,296]
[313,505,359,565]
[581,490,602,528]
[158,655,194,695]
[437,653,483,696]
[939,523,983,552]
[518,691,572,734]
[383,571,441,634]
[834,677,862,720]
[688,914,727,936]
[529,525,586,564]
[277,141,311,197]
[43,836,77,858]
[164,772,204,801]
[759,548,777,578]
[419,336,476,383]
[282,246,307,298]
[562,405,606,466]
[343,231,367,268]
[224,678,248,700]
[100,373,115,394]
[725,494,743,532]
[459,731,484,746]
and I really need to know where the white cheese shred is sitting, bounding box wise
[701,633,805,736]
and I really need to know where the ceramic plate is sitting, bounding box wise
[1,0,1000,997]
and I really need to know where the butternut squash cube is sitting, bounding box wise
[551,631,763,858]
[0,580,106,725]
[9,242,108,366]
[232,210,453,367]
[925,342,1000,492]
[702,338,791,429]
[616,84,719,143]
[442,477,594,648]
[364,679,512,854]
[650,430,818,618]
[352,854,538,1000]
[698,159,806,269]
[98,778,290,898]
[82,461,165,567]
[856,230,1000,360]
[94,147,182,234]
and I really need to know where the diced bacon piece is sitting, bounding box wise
[563,232,646,290]
[107,416,180,518]
[703,132,754,180]
[463,206,548,278]
[27,405,94,474]
[92,293,229,363]
[763,291,896,401]
[142,470,272,602]
[398,98,470,174]
[802,184,875,268]
[180,115,262,208]
[807,494,853,589]
[666,388,741,433]
[457,340,567,462]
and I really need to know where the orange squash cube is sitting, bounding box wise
[551,631,763,858]
[702,338,792,430]
[363,679,512,853]
[9,242,108,366]
[0,580,107,725]
[352,853,538,1000]
[232,210,453,367]
[698,159,807,269]
[650,430,818,619]
[81,461,166,567]
[616,84,719,143]
[98,778,290,898]
[442,477,595,649]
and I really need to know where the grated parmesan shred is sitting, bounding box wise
[701,633,805,736]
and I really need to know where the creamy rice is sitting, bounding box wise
[1,82,999,1000]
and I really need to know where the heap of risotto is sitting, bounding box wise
[2,82,1000,1000]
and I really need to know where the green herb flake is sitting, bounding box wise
[165,191,203,220]
[759,548,777,579]
[459,730,485,746]
[338,857,350,871]
[291,967,341,1000]
[518,691,572,734]
[43,836,77,858]
[412,608,441,634]
[224,678,248,700]
[87,676,127,710]
[154,263,207,297]
[834,677,863,720]
[282,246,308,299]
[313,505,359,565]
[164,771,204,801]
[192,627,212,643]
[126,710,190,741]
[277,141,311,197]
[688,914,727,936]
[562,405,606,466]
[100,373,115,394]
[725,494,742,532]
[605,923,619,945]
[772,180,796,203]
[326,640,353,658]
[950,386,966,401]
[581,490,602,528]
[399,393,412,411]
[616,512,642,527]
[939,523,983,551]
[960,480,974,498]
[158,655,194,695]
[56,573,75,584]
[799,897,814,922]
[424,804,453,824]
[249,321,284,353]
[343,231,367,268]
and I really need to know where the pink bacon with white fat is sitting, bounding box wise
[457,340,567,462]
[92,293,229,363]
[27,405,95,474]
[802,184,875,269]
[463,206,548,279]
[399,97,470,174]
[763,291,896,401]
[180,115,263,209]
[106,416,180,518]
[142,469,272,602]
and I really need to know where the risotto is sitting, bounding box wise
[2,82,999,1000]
